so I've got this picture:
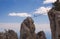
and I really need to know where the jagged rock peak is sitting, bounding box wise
[23,17,34,24]
[22,17,35,33]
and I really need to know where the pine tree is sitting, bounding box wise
[53,0,60,11]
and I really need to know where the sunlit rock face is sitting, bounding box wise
[20,17,36,39]
[48,0,60,39]
[0,30,18,39]
[37,31,46,39]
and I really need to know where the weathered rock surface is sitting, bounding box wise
[48,9,56,39]
[20,17,36,39]
[0,32,6,39]
[37,31,46,39]
[0,30,18,39]
[20,17,46,39]
[48,0,60,39]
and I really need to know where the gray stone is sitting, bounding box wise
[37,31,46,39]
[20,17,36,39]
[0,30,18,39]
[48,0,60,39]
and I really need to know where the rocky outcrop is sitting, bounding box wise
[5,30,18,39]
[48,0,60,39]
[0,32,6,39]
[20,17,36,39]
[37,31,46,39]
[0,30,18,39]
[48,9,56,39]
[20,17,46,39]
[48,9,60,39]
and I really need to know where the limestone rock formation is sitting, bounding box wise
[5,30,18,39]
[37,31,46,39]
[20,17,36,39]
[0,30,18,39]
[48,9,56,39]
[0,32,6,39]
[48,0,60,39]
[20,17,46,39]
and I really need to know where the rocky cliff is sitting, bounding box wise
[48,0,60,39]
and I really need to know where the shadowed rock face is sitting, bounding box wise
[0,30,18,39]
[53,0,60,11]
[48,9,56,39]
[20,17,46,39]
[0,32,6,39]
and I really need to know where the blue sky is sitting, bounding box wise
[0,0,57,23]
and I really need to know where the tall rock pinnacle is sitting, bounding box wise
[20,17,36,39]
